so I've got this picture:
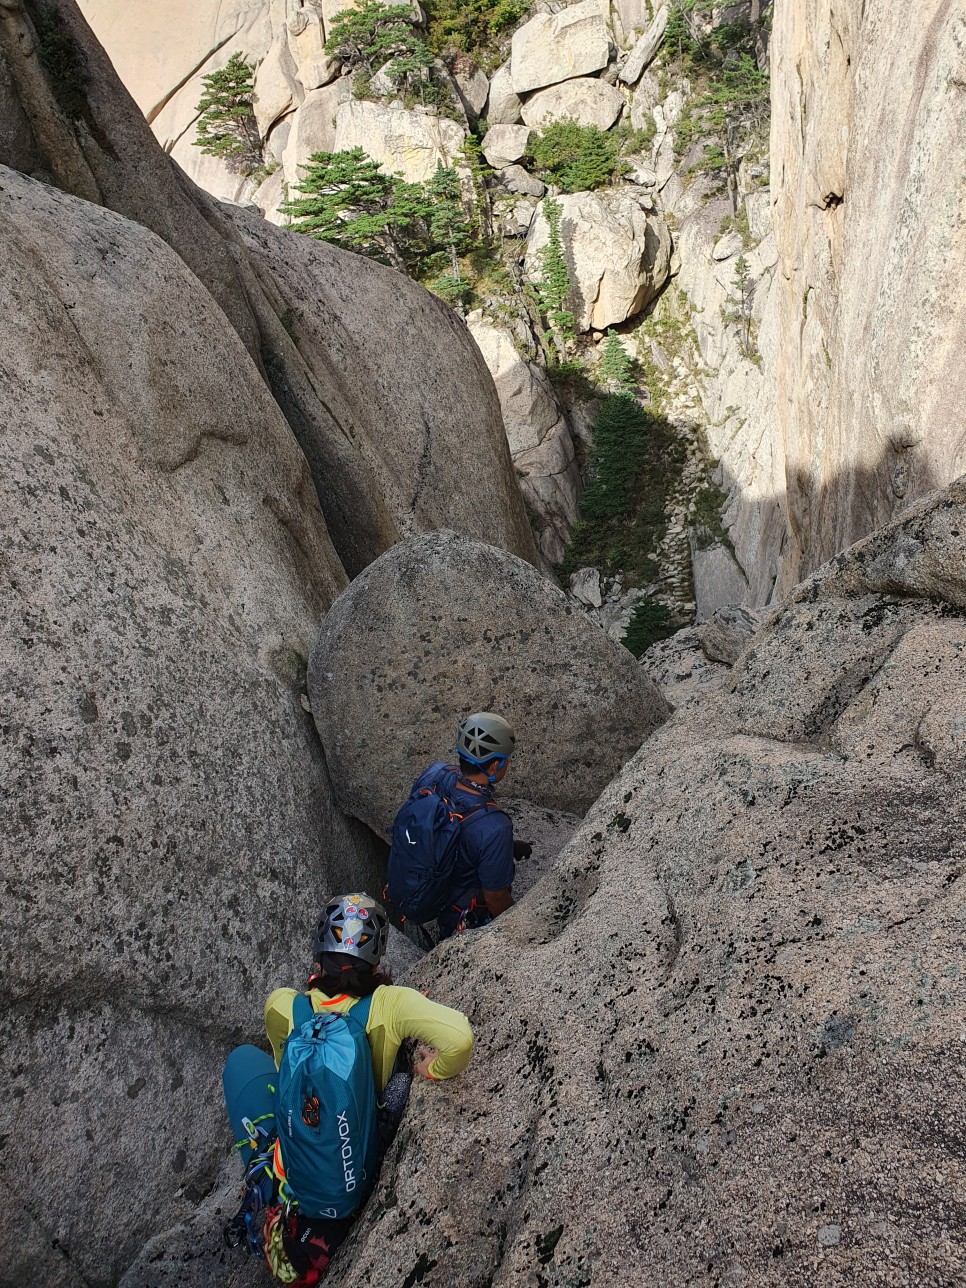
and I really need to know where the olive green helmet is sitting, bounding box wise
[455,712,516,770]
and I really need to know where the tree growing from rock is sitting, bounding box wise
[325,1,433,94]
[282,149,471,280]
[536,198,576,361]
[598,330,635,395]
[721,253,756,358]
[193,53,262,174]
[527,121,625,193]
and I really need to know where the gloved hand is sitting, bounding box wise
[513,839,533,862]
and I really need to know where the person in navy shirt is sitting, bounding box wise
[410,712,531,939]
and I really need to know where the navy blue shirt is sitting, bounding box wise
[412,762,514,927]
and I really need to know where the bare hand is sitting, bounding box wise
[414,1045,437,1079]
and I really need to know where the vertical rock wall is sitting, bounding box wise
[770,0,966,593]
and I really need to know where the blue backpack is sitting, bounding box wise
[386,767,500,924]
[274,994,379,1220]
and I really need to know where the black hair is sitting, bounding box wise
[458,755,502,777]
[309,951,391,998]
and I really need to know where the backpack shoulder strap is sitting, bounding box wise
[291,992,315,1029]
[459,802,506,829]
[344,993,374,1032]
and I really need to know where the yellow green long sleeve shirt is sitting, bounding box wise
[263,984,473,1093]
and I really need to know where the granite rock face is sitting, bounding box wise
[525,190,673,331]
[322,477,966,1288]
[0,4,539,1277]
[0,162,384,1286]
[520,76,625,131]
[0,0,538,579]
[332,99,467,184]
[485,58,523,125]
[510,0,611,94]
[768,0,966,593]
[466,312,582,563]
[480,123,531,169]
[308,531,671,835]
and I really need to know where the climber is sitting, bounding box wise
[223,892,473,1283]
[387,711,532,942]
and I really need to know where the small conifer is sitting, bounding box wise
[598,330,635,395]
[193,53,262,173]
[537,198,576,360]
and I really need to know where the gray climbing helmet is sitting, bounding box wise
[311,893,388,966]
[455,711,516,768]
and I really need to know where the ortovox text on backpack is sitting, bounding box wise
[274,993,378,1220]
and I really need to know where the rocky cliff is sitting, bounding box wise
[768,0,966,593]
[74,0,966,622]
[0,1,539,1280]
[318,477,966,1288]
[3,1,966,1284]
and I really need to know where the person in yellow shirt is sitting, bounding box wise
[224,893,473,1284]
[264,891,474,1115]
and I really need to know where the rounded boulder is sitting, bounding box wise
[308,530,671,834]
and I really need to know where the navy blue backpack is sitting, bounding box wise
[274,994,379,1220]
[386,767,500,924]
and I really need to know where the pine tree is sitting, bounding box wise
[581,395,649,520]
[598,330,635,395]
[536,197,576,361]
[721,253,755,356]
[426,166,473,277]
[282,149,467,275]
[325,1,432,92]
[281,148,400,264]
[194,53,262,174]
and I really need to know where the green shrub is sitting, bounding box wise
[527,120,625,193]
[622,600,676,657]
[423,0,529,54]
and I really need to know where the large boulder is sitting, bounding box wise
[619,3,670,83]
[308,531,671,834]
[510,0,611,95]
[228,208,537,575]
[333,99,467,184]
[1,0,539,580]
[485,58,523,125]
[0,162,384,1286]
[521,77,625,131]
[323,477,966,1288]
[525,190,673,331]
[466,314,560,453]
[481,123,531,169]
